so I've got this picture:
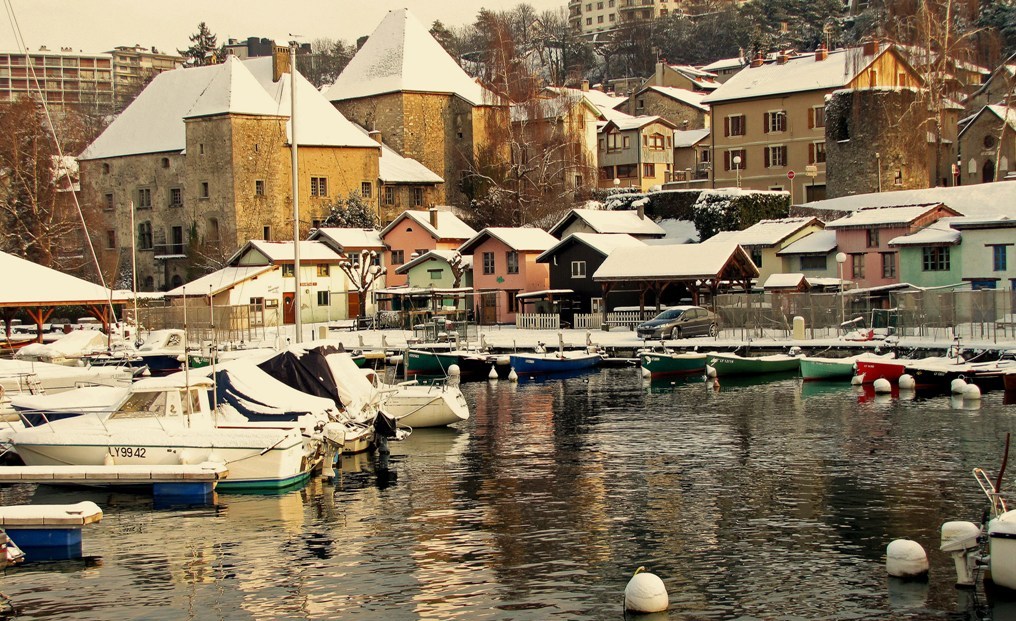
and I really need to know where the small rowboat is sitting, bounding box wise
[706,352,801,377]
[509,351,602,375]
[640,351,708,379]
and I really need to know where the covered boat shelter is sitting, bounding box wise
[372,287,474,329]
[592,242,758,313]
[0,250,129,341]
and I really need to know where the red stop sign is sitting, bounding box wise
[787,170,796,180]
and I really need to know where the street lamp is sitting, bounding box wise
[733,155,742,188]
[836,251,847,334]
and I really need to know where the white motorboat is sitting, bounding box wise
[368,374,469,428]
[7,376,325,491]
[0,358,136,397]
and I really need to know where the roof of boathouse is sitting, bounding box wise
[593,242,758,281]
[548,209,666,238]
[0,250,127,307]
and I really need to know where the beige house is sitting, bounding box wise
[703,217,825,284]
[958,105,1015,184]
[702,43,924,201]
[672,128,711,185]
[79,52,380,291]
[640,61,720,93]
[597,116,678,191]
[622,85,709,131]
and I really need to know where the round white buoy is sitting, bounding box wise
[963,383,981,400]
[624,567,669,613]
[886,539,929,578]
[447,364,461,377]
[103,453,115,466]
[488,365,499,381]
[951,378,967,394]
[898,374,916,390]
[641,367,651,379]
[388,354,404,365]
[706,365,717,378]
[508,367,519,382]
[873,378,892,394]
[851,373,865,386]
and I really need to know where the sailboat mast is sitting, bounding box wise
[130,200,139,344]
[290,41,302,344]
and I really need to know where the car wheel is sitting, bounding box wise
[708,323,717,337]
[671,327,681,339]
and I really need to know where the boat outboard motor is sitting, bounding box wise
[940,520,983,586]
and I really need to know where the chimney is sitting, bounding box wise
[272,45,291,82]
[862,37,878,56]
[581,79,590,92]
[656,60,665,85]
[750,52,765,68]
[429,207,439,229]
[776,52,788,65]
[815,44,828,61]
[369,130,382,144]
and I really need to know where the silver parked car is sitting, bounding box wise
[636,305,717,339]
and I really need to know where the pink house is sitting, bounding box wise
[458,227,558,324]
[379,208,477,287]
[825,203,961,289]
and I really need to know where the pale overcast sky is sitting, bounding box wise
[2,0,567,55]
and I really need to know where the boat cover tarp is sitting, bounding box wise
[257,344,346,407]
[214,359,335,422]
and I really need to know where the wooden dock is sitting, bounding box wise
[0,463,228,485]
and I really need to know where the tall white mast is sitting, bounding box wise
[290,41,303,344]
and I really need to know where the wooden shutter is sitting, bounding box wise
[763,112,770,133]
[724,116,730,137]
[724,150,730,171]
[764,147,771,168]
[808,108,814,129]
[808,143,815,164]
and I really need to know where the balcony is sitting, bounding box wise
[153,243,186,260]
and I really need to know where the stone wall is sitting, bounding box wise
[632,91,707,130]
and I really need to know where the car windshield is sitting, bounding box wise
[655,309,686,320]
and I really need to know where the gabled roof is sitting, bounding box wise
[888,220,962,247]
[227,240,343,266]
[593,242,758,281]
[548,87,631,121]
[957,105,1016,139]
[702,217,822,247]
[380,209,477,241]
[777,230,838,255]
[548,208,666,238]
[702,45,910,104]
[536,233,645,263]
[637,85,709,111]
[825,204,962,229]
[799,183,1012,219]
[601,115,677,133]
[324,9,487,105]
[763,273,808,289]
[657,64,719,90]
[458,227,558,254]
[351,124,443,184]
[700,57,745,72]
[673,128,710,148]
[81,57,377,160]
[163,265,274,297]
[0,251,126,307]
[309,228,386,251]
[394,249,472,275]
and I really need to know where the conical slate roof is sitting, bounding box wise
[325,8,485,105]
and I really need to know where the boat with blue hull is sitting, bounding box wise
[509,351,603,375]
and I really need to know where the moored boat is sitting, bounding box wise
[905,357,1015,392]
[799,355,857,381]
[509,350,602,375]
[855,357,907,384]
[377,381,469,428]
[639,351,708,379]
[1005,370,1016,392]
[405,348,497,380]
[706,352,801,377]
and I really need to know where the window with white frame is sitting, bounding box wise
[137,188,151,209]
[482,252,495,275]
[725,114,746,136]
[765,110,787,133]
[506,250,519,274]
[765,145,788,168]
[571,260,586,278]
[310,176,328,197]
[317,291,330,306]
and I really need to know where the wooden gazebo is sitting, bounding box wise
[592,242,758,312]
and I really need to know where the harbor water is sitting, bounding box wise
[1,367,1014,620]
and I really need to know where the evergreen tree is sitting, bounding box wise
[319,192,377,229]
[179,22,222,66]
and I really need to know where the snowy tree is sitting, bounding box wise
[337,249,383,319]
[179,22,222,66]
[319,191,377,229]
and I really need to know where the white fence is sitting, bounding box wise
[574,314,603,330]
[515,313,560,330]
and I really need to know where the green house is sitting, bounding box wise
[888,220,963,288]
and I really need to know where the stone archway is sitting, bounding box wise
[982,159,996,184]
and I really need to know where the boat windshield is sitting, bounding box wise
[109,390,167,419]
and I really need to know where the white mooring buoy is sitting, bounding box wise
[962,383,981,400]
[898,374,916,390]
[886,539,929,578]
[705,365,717,378]
[851,373,865,386]
[641,367,651,379]
[488,365,499,381]
[508,367,518,382]
[873,378,892,394]
[624,566,669,614]
[447,364,461,377]
[951,378,968,394]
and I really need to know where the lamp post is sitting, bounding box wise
[836,251,847,334]
[733,155,742,188]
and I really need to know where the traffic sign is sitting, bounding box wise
[787,170,796,180]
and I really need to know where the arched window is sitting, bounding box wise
[982,159,996,184]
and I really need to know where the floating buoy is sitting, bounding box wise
[873,378,892,394]
[496,355,510,366]
[886,539,929,578]
[624,567,668,613]
[706,365,717,378]
[951,378,967,394]
[851,373,865,386]
[103,453,115,466]
[488,365,499,381]
[962,383,981,400]
[447,364,461,377]
[898,374,915,390]
[641,367,651,379]
[387,354,403,365]
[508,367,518,382]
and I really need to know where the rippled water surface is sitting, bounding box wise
[2,368,1015,620]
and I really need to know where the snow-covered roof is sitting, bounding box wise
[0,251,126,307]
[702,46,894,104]
[702,217,822,247]
[550,87,631,121]
[654,218,699,243]
[700,57,745,72]
[639,86,710,111]
[309,228,386,250]
[593,242,758,280]
[825,204,958,228]
[888,220,962,247]
[548,208,666,237]
[324,8,487,105]
[394,249,472,275]
[673,128,710,148]
[164,265,274,297]
[380,209,477,241]
[950,215,1016,229]
[350,124,442,184]
[458,227,558,254]
[227,240,343,265]
[763,273,807,289]
[602,115,676,132]
[958,105,1016,139]
[536,233,645,262]
[81,56,377,160]
[798,183,1012,220]
[777,229,838,255]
